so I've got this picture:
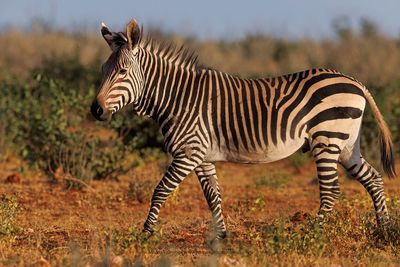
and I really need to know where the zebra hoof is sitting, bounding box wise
[376,223,390,242]
[376,213,390,228]
[208,238,224,253]
[142,227,154,239]
[316,211,331,225]
[317,209,333,222]
[207,232,227,252]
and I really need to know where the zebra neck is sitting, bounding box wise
[134,61,202,125]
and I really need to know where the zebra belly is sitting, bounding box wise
[204,139,305,163]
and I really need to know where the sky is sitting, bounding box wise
[1,0,400,40]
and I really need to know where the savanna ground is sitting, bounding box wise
[1,154,400,266]
[0,19,400,266]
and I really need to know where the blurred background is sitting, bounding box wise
[0,0,399,184]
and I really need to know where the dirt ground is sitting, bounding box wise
[0,154,399,266]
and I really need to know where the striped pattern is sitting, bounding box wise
[98,49,144,114]
[92,21,396,240]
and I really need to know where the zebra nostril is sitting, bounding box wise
[96,106,103,116]
[91,101,105,120]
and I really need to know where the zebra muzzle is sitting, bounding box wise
[91,100,111,121]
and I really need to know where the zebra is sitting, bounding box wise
[91,19,396,241]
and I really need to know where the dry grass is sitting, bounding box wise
[1,155,399,266]
[0,29,108,80]
[2,25,400,87]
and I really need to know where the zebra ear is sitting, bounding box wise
[101,22,127,51]
[126,19,141,50]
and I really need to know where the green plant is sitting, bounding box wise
[108,226,161,253]
[363,198,400,254]
[0,195,20,237]
[128,179,154,203]
[289,152,310,170]
[0,73,142,185]
[0,78,29,155]
[108,111,164,150]
[250,197,266,212]
[259,217,327,256]
[255,172,290,189]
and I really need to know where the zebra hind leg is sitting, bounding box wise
[312,142,342,217]
[340,150,389,227]
[195,162,227,240]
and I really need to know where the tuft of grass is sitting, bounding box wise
[363,198,400,255]
[250,197,266,212]
[128,179,154,204]
[259,216,327,256]
[224,205,400,263]
[222,215,328,258]
[107,226,162,254]
[255,172,290,189]
[0,194,20,237]
[289,152,310,170]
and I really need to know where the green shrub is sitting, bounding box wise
[108,111,164,150]
[0,74,137,184]
[0,78,29,155]
[34,48,102,91]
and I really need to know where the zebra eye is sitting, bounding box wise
[119,68,127,75]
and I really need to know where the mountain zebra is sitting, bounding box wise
[91,20,396,240]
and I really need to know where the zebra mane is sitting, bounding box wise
[138,37,200,71]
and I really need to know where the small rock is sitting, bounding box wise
[219,256,245,266]
[33,257,51,267]
[5,173,21,184]
[111,256,124,267]
[291,211,310,223]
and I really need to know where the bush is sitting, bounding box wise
[34,48,102,91]
[0,74,137,184]
[108,110,164,150]
[0,51,167,184]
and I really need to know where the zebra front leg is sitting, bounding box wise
[195,162,227,240]
[143,157,200,234]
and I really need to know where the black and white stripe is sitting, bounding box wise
[92,20,396,240]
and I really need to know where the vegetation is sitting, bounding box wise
[0,195,20,237]
[255,172,291,189]
[0,19,399,265]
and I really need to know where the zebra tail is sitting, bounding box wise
[363,87,397,178]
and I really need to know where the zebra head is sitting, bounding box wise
[91,19,144,121]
